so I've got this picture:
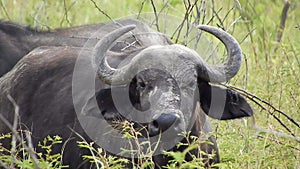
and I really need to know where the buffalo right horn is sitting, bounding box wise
[197,25,242,82]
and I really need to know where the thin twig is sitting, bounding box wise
[60,0,76,27]
[90,0,115,23]
[222,84,300,141]
[222,7,235,29]
[60,137,74,165]
[234,0,242,11]
[89,0,142,48]
[224,85,300,129]
[193,0,206,50]
[171,0,197,44]
[137,0,147,19]
[150,0,169,32]
[32,0,51,30]
[205,7,222,26]
[239,27,256,45]
[239,2,259,63]
[183,0,200,46]
[150,0,160,32]
[241,53,249,88]
[0,0,10,20]
[200,0,206,25]
[226,16,241,31]
[68,126,101,169]
[288,39,300,70]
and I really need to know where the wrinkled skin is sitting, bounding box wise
[0,19,253,168]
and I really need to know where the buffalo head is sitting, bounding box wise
[91,25,252,143]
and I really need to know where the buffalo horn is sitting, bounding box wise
[197,25,242,82]
[94,25,136,84]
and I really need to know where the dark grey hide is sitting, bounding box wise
[0,19,253,168]
[0,20,93,76]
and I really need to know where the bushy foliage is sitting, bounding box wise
[0,132,67,169]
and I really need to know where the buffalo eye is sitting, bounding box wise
[137,78,146,90]
[138,81,146,88]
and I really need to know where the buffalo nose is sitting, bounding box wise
[148,113,180,136]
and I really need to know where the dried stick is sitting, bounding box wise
[0,160,9,169]
[7,95,19,169]
[255,135,300,151]
[254,126,300,142]
[276,0,290,42]
[25,131,40,166]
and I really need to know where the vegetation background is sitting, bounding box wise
[0,0,299,168]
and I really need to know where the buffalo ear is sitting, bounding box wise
[198,81,253,120]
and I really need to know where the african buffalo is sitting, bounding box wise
[0,19,253,168]
[0,19,135,76]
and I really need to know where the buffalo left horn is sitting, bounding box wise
[94,25,136,84]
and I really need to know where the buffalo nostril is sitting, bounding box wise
[152,119,159,128]
[101,110,107,116]
[148,113,180,136]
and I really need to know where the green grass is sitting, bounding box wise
[1,0,299,168]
